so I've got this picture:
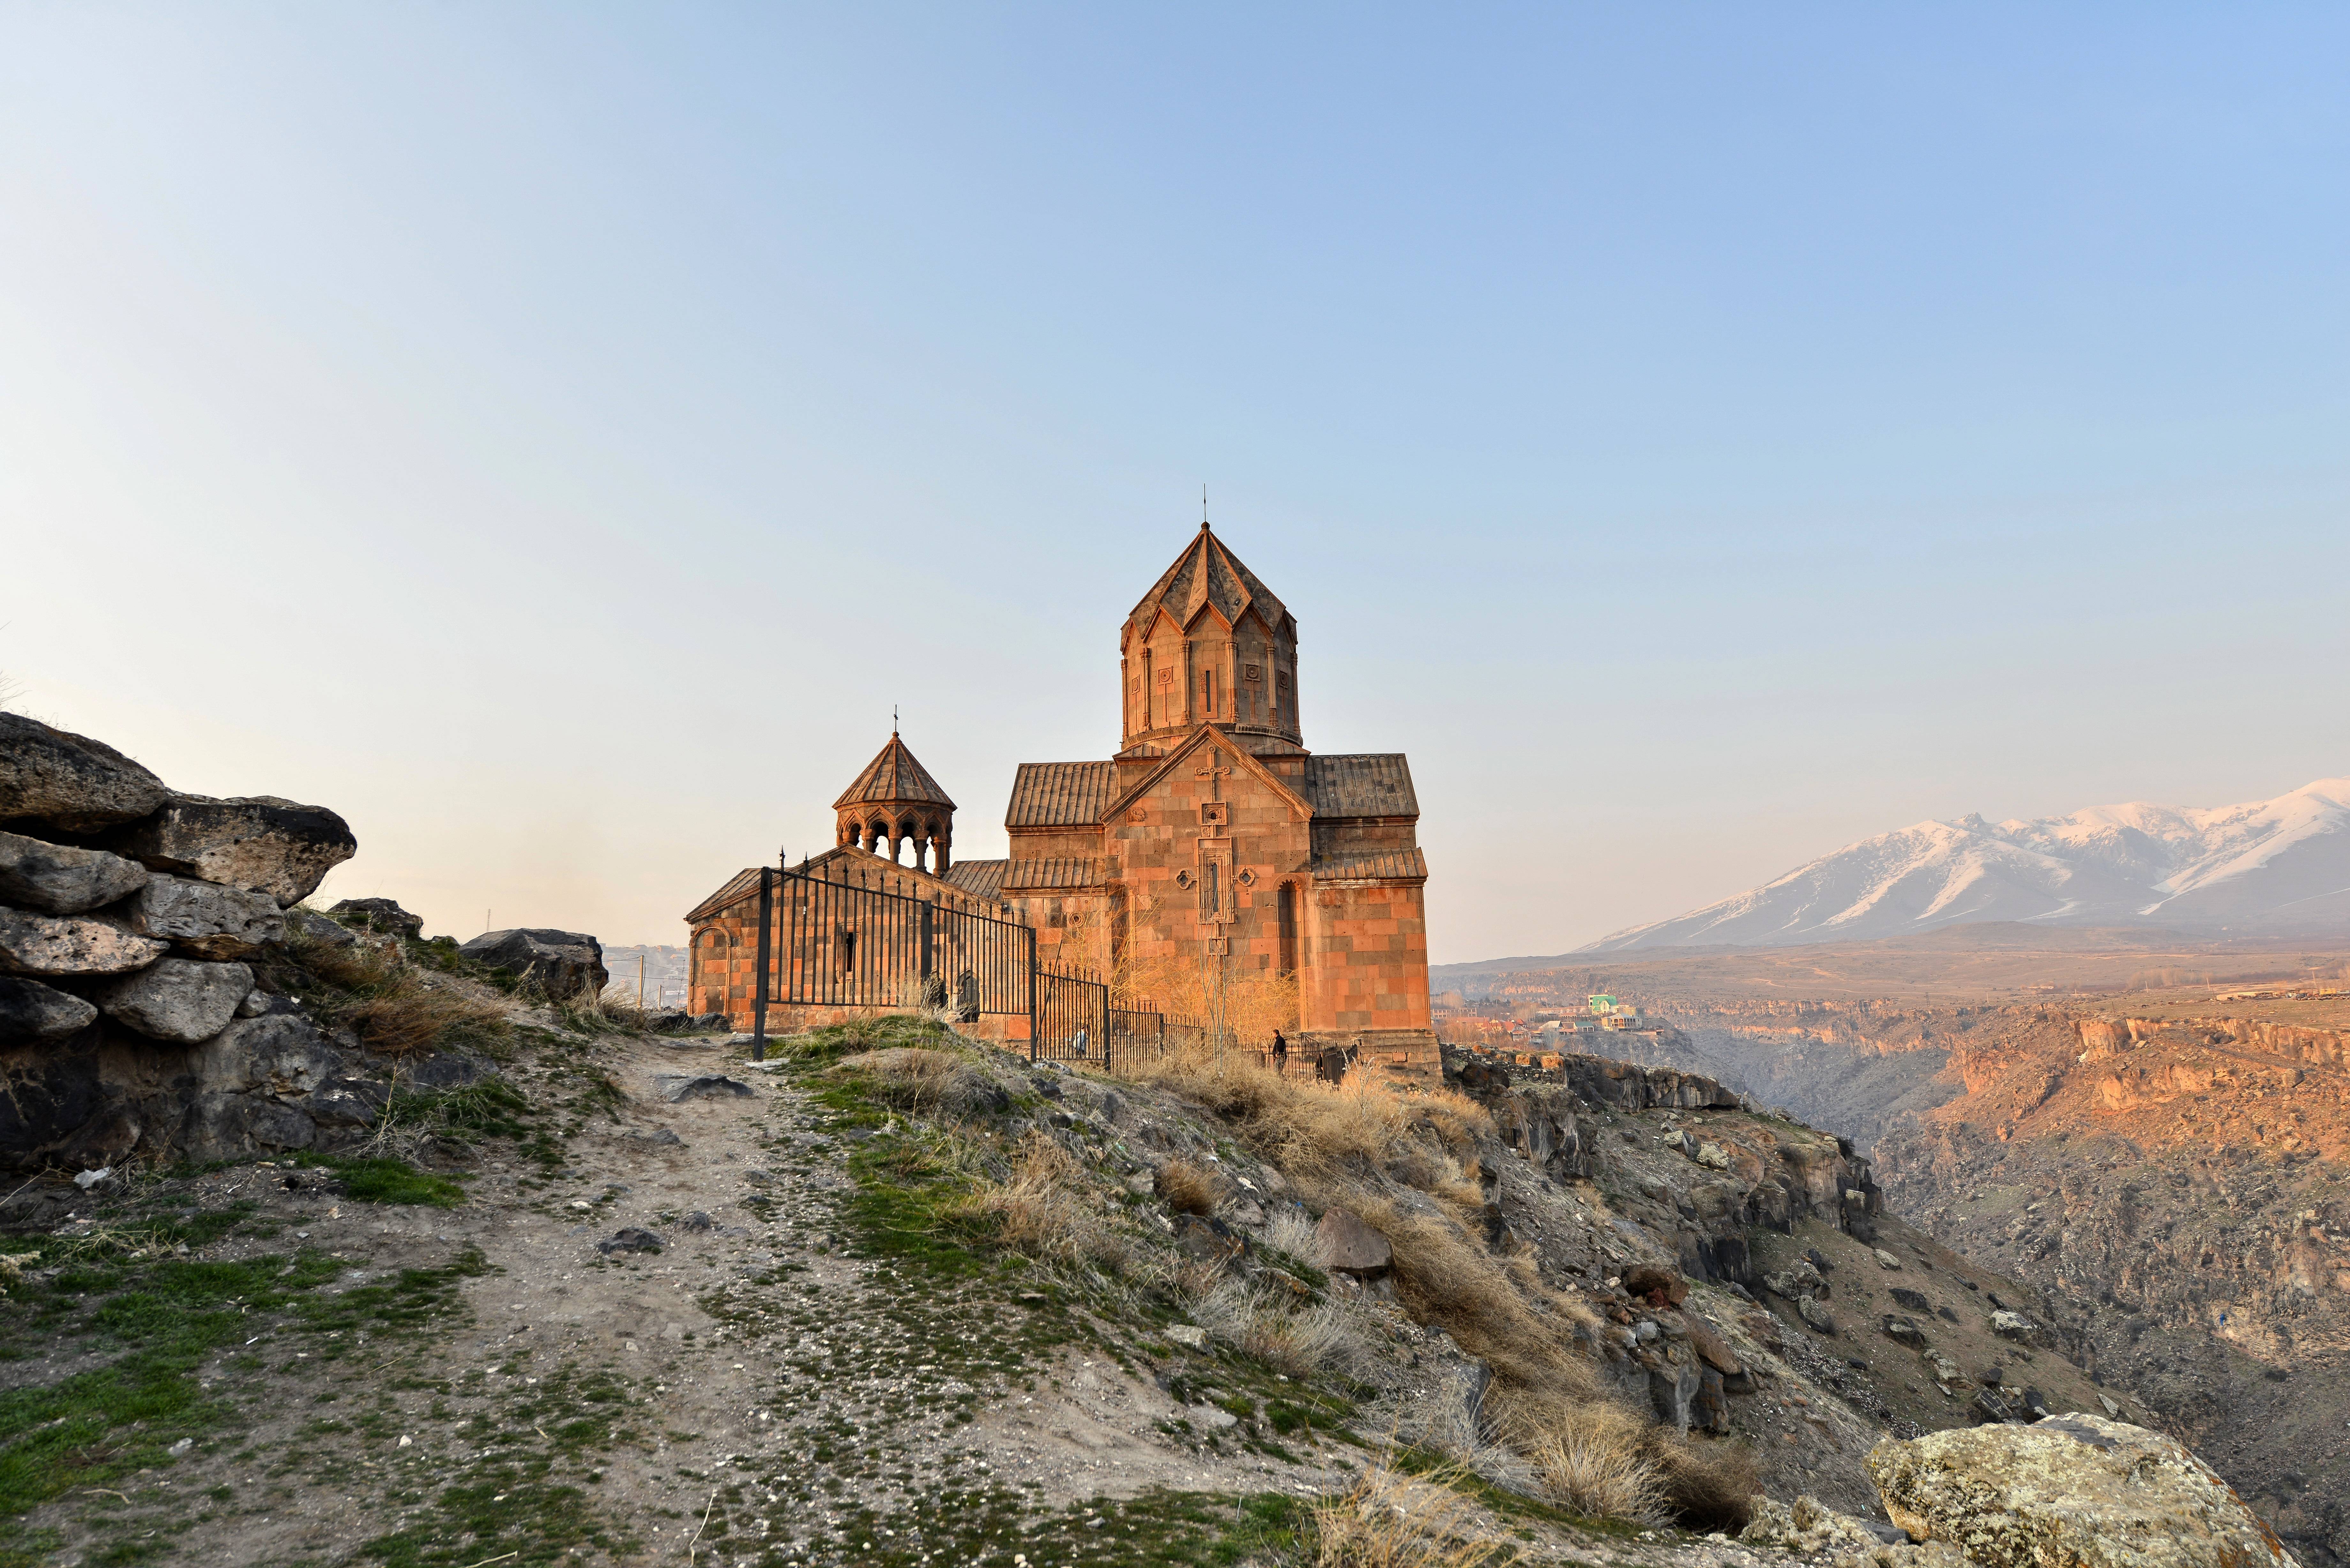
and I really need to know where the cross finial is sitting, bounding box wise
[892,704,898,735]
[1202,484,1209,531]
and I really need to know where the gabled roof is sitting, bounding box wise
[1004,857,1106,890]
[1312,846,1429,883]
[1101,724,1314,826]
[945,859,1009,900]
[1006,761,1118,828]
[1304,754,1418,819]
[1126,524,1290,637]
[833,733,955,811]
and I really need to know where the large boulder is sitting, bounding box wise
[1314,1206,1393,1278]
[0,715,170,833]
[0,908,167,977]
[96,958,253,1044]
[0,977,99,1044]
[0,831,150,915]
[107,795,355,906]
[1866,1415,2299,1568]
[328,897,423,940]
[124,872,286,959]
[459,928,607,999]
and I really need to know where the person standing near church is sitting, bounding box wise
[1270,1030,1288,1075]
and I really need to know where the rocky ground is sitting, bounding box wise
[0,982,2192,1568]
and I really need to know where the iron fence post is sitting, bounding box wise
[751,860,775,1063]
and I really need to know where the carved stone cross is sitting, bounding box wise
[1194,747,1232,802]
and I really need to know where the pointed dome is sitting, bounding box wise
[1125,523,1290,639]
[833,733,955,811]
[1120,524,1304,756]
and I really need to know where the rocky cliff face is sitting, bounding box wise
[0,714,402,1169]
[1444,1046,2143,1520]
[1872,1013,2350,1566]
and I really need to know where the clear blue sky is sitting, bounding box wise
[4,5,2345,960]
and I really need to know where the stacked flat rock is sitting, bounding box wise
[0,713,371,1169]
[458,927,608,1000]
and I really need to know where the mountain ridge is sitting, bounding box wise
[1585,777,2350,951]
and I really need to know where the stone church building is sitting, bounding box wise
[686,524,1437,1078]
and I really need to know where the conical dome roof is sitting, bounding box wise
[1126,523,1289,636]
[833,733,955,811]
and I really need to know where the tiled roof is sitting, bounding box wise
[944,859,1008,900]
[1311,847,1429,882]
[685,866,766,923]
[1004,857,1105,890]
[1304,754,1419,819]
[1126,525,1290,636]
[833,733,956,811]
[1005,761,1117,827]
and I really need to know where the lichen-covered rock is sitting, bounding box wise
[108,795,356,906]
[328,897,423,940]
[286,907,358,948]
[1866,1414,2300,1568]
[95,958,253,1044]
[0,830,150,915]
[0,976,99,1044]
[124,872,286,959]
[0,715,170,833]
[0,908,167,977]
[1742,1494,1960,1568]
[457,928,607,999]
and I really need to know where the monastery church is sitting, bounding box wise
[686,523,1437,1078]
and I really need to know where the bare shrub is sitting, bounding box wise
[1262,1203,1325,1268]
[1407,1369,1535,1494]
[1179,1274,1375,1378]
[1154,1157,1218,1216]
[1644,1431,1757,1532]
[289,925,508,1057]
[1524,1405,1671,1525]
[960,1133,1131,1273]
[1309,1459,1511,1568]
[1136,1047,1493,1182]
[833,1047,992,1115]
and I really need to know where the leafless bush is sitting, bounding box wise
[1308,1459,1512,1568]
[1524,1405,1672,1525]
[833,1047,994,1116]
[289,924,507,1057]
[1154,1156,1218,1216]
[1262,1203,1326,1267]
[960,1133,1134,1275]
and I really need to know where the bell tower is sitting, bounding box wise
[832,730,957,873]
[1118,522,1302,760]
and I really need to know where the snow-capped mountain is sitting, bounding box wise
[1584,778,2350,950]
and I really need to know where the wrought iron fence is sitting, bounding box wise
[1032,968,1110,1069]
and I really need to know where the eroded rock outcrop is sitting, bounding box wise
[1866,1415,2298,1568]
[0,717,394,1167]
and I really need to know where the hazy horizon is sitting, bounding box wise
[7,6,2348,962]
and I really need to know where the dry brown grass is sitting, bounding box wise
[1154,1156,1219,1215]
[290,928,509,1057]
[1135,1045,1494,1180]
[1523,1405,1671,1526]
[832,1047,992,1115]
[959,1133,1133,1273]
[1309,1459,1512,1568]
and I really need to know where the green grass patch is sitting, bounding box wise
[0,1246,486,1536]
[291,1154,466,1208]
